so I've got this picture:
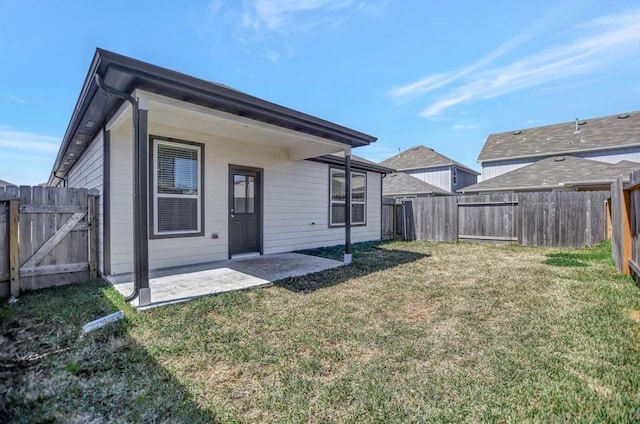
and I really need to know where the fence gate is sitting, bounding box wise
[457,194,520,242]
[0,186,98,297]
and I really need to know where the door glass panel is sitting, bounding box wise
[234,174,255,213]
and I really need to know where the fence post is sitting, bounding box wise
[88,191,99,280]
[9,199,19,297]
[621,189,633,275]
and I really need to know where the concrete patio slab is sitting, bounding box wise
[108,253,343,309]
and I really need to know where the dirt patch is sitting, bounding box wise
[630,309,640,324]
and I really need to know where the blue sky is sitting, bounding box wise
[1,0,639,185]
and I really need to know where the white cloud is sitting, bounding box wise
[389,9,640,118]
[239,0,389,35]
[0,129,60,154]
[247,0,355,30]
[452,124,479,130]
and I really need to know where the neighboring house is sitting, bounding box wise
[460,155,640,194]
[383,172,452,199]
[379,146,479,193]
[478,111,640,181]
[0,179,14,188]
[48,48,392,281]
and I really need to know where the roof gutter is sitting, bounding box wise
[94,74,148,304]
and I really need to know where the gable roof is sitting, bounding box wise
[460,156,640,193]
[383,172,452,196]
[49,48,377,184]
[380,145,479,175]
[0,179,14,187]
[478,111,640,163]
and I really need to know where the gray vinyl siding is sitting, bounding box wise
[481,147,640,181]
[453,168,478,190]
[575,147,640,163]
[65,132,104,274]
[481,158,536,181]
[405,166,452,192]
[108,122,382,275]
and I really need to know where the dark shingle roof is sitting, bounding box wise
[383,172,452,196]
[478,111,640,163]
[461,156,640,193]
[380,145,479,175]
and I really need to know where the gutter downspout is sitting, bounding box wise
[94,74,149,304]
[344,152,352,264]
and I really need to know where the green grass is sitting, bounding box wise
[1,241,639,423]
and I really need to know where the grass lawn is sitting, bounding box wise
[1,240,639,423]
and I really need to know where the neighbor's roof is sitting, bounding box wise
[49,48,377,185]
[380,145,479,175]
[478,111,640,163]
[383,172,452,196]
[460,156,640,193]
[0,179,15,187]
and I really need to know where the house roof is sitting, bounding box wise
[478,111,640,163]
[383,172,452,196]
[0,179,15,187]
[310,152,395,174]
[379,145,479,175]
[49,48,377,184]
[460,156,640,193]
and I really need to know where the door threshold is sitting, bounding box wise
[231,252,261,260]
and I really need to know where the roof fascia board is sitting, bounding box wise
[105,56,376,146]
[478,143,640,164]
[308,156,394,174]
[48,51,103,185]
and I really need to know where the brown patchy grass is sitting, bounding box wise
[1,240,639,423]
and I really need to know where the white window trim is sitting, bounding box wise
[152,138,202,236]
[329,168,367,227]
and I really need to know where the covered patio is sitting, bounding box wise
[108,253,342,309]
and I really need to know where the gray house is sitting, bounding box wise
[383,172,451,199]
[478,111,640,181]
[380,146,479,193]
[47,48,391,290]
[461,155,640,194]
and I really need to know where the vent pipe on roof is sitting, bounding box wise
[574,118,579,133]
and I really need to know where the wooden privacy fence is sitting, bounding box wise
[610,170,640,279]
[383,191,610,248]
[0,186,99,298]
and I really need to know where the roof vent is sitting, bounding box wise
[512,130,522,135]
[574,118,580,133]
[412,146,419,150]
[579,137,585,145]
[578,120,587,125]
[618,113,630,119]
[554,157,565,162]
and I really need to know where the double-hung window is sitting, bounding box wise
[330,168,366,226]
[151,137,203,238]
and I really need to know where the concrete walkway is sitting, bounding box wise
[108,253,343,309]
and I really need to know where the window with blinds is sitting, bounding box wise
[329,168,366,226]
[152,138,203,237]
